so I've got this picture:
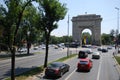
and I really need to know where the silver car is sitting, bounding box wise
[92,52,100,59]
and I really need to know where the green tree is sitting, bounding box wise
[0,0,35,80]
[101,33,111,45]
[18,5,43,54]
[110,29,115,44]
[37,0,67,67]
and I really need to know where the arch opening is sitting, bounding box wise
[81,29,92,45]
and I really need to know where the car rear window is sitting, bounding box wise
[80,61,88,64]
[48,63,63,68]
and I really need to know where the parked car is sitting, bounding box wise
[77,58,93,72]
[54,45,58,49]
[18,48,27,53]
[45,62,70,77]
[41,46,46,49]
[78,50,88,58]
[33,46,39,50]
[92,52,100,59]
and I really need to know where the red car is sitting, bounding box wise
[77,58,93,72]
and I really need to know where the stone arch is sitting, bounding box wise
[72,14,102,46]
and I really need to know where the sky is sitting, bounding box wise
[51,0,120,37]
[1,0,120,37]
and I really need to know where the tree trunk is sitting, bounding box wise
[27,34,30,55]
[27,42,30,55]
[44,33,50,68]
[11,47,16,80]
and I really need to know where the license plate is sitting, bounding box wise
[81,65,85,67]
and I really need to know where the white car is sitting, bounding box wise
[18,48,27,53]
[34,46,39,50]
[85,49,92,54]
[92,52,100,59]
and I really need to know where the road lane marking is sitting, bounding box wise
[64,68,76,80]
[96,56,102,80]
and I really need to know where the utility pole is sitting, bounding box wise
[67,14,70,57]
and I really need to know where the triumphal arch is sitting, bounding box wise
[72,14,102,46]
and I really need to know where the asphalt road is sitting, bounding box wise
[64,51,120,80]
[40,46,120,80]
[0,46,120,80]
[0,47,77,79]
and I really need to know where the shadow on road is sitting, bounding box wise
[76,69,90,73]
[0,53,34,60]
[42,75,60,80]
[2,66,42,79]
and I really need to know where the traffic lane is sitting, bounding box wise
[59,56,78,80]
[99,52,120,80]
[0,48,73,79]
[42,56,79,80]
[64,56,101,80]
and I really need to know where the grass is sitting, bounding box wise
[115,56,120,65]
[55,54,77,62]
[5,54,77,80]
[33,52,42,54]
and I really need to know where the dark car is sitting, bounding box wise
[45,62,70,77]
[77,58,93,72]
[97,47,103,51]
[107,46,112,50]
[78,50,88,58]
[101,48,108,52]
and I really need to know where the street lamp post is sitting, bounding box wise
[115,7,119,53]
[67,15,70,57]
[115,7,119,35]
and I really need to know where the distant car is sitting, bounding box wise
[42,46,46,49]
[85,49,92,54]
[45,62,70,77]
[78,50,88,58]
[101,48,108,52]
[82,45,88,48]
[97,47,103,51]
[107,46,112,50]
[77,58,93,72]
[33,46,39,50]
[92,52,100,59]
[18,48,27,52]
[54,46,58,49]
